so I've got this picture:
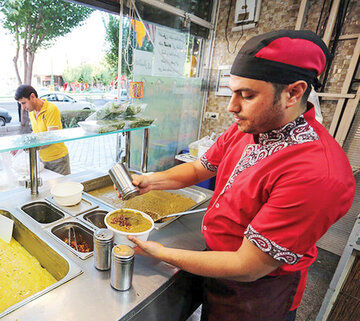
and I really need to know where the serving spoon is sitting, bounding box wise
[155,207,206,223]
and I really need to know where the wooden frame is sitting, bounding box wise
[335,86,360,146]
[295,0,308,30]
[329,35,360,138]
[317,93,356,100]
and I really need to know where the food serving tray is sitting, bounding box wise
[81,175,212,230]
[44,218,95,260]
[46,194,98,217]
[19,200,71,229]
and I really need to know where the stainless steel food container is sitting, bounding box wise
[110,245,134,291]
[108,163,139,200]
[94,229,114,270]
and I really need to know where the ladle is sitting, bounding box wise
[155,208,206,223]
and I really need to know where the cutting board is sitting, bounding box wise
[0,215,14,243]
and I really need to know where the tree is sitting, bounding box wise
[92,63,113,86]
[63,63,93,84]
[104,15,134,78]
[0,0,92,130]
[62,62,112,87]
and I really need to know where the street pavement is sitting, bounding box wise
[67,134,117,175]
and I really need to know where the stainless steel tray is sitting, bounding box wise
[81,175,212,229]
[46,195,98,216]
[19,200,71,229]
[44,218,95,260]
[77,209,108,231]
[0,209,82,319]
[152,187,209,229]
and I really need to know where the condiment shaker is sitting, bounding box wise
[108,163,139,200]
[110,244,135,291]
[94,229,114,271]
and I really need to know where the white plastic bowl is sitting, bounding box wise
[50,181,84,206]
[104,209,154,247]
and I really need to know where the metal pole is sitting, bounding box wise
[198,0,220,139]
[115,133,122,163]
[124,131,131,168]
[29,147,39,195]
[141,128,149,173]
[117,0,123,98]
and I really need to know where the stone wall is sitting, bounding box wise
[201,0,360,137]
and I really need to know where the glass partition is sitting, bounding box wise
[0,126,152,154]
[120,19,205,172]
[129,76,204,171]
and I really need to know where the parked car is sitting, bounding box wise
[104,89,129,101]
[39,93,95,111]
[0,107,12,126]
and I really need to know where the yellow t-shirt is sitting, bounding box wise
[29,100,68,162]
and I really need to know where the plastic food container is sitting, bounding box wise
[50,182,84,206]
[188,141,198,157]
[104,209,154,247]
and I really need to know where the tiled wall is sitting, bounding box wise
[201,0,360,137]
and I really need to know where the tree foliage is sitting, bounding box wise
[63,63,92,84]
[0,0,93,85]
[104,15,134,77]
[92,64,113,86]
[62,62,112,86]
[0,0,92,131]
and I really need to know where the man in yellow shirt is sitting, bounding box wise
[15,85,70,175]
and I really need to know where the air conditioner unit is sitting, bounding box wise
[234,0,257,24]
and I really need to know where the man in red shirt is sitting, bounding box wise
[125,30,355,321]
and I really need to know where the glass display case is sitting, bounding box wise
[0,125,152,195]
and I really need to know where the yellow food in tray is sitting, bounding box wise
[0,238,57,313]
[89,186,196,221]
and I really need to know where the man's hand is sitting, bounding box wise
[131,174,152,195]
[128,236,165,258]
[113,174,152,199]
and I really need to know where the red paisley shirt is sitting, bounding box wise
[200,107,355,310]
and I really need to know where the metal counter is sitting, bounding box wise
[0,170,212,321]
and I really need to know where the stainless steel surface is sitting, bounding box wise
[94,228,113,271]
[29,147,41,195]
[78,209,108,230]
[45,218,94,260]
[20,200,69,228]
[46,195,98,216]
[155,207,206,222]
[141,128,149,173]
[81,175,212,230]
[0,209,82,319]
[108,163,139,200]
[0,170,212,321]
[111,245,134,291]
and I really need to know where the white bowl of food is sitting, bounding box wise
[104,208,154,247]
[50,181,84,206]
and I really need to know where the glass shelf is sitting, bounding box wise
[0,125,153,153]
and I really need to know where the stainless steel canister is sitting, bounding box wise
[94,229,114,270]
[110,245,135,291]
[108,163,139,200]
